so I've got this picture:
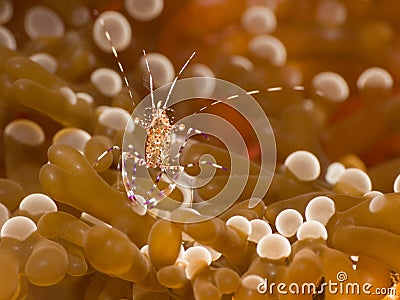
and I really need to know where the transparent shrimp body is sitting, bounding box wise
[145,109,172,169]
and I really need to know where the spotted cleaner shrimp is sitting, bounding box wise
[93,15,328,218]
[94,18,229,212]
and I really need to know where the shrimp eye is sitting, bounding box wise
[160,112,170,126]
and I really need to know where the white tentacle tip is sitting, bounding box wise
[1,216,37,241]
[257,233,291,260]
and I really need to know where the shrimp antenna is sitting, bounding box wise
[142,50,156,113]
[195,85,324,114]
[99,18,134,104]
[163,51,196,110]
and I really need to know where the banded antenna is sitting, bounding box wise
[99,18,134,104]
